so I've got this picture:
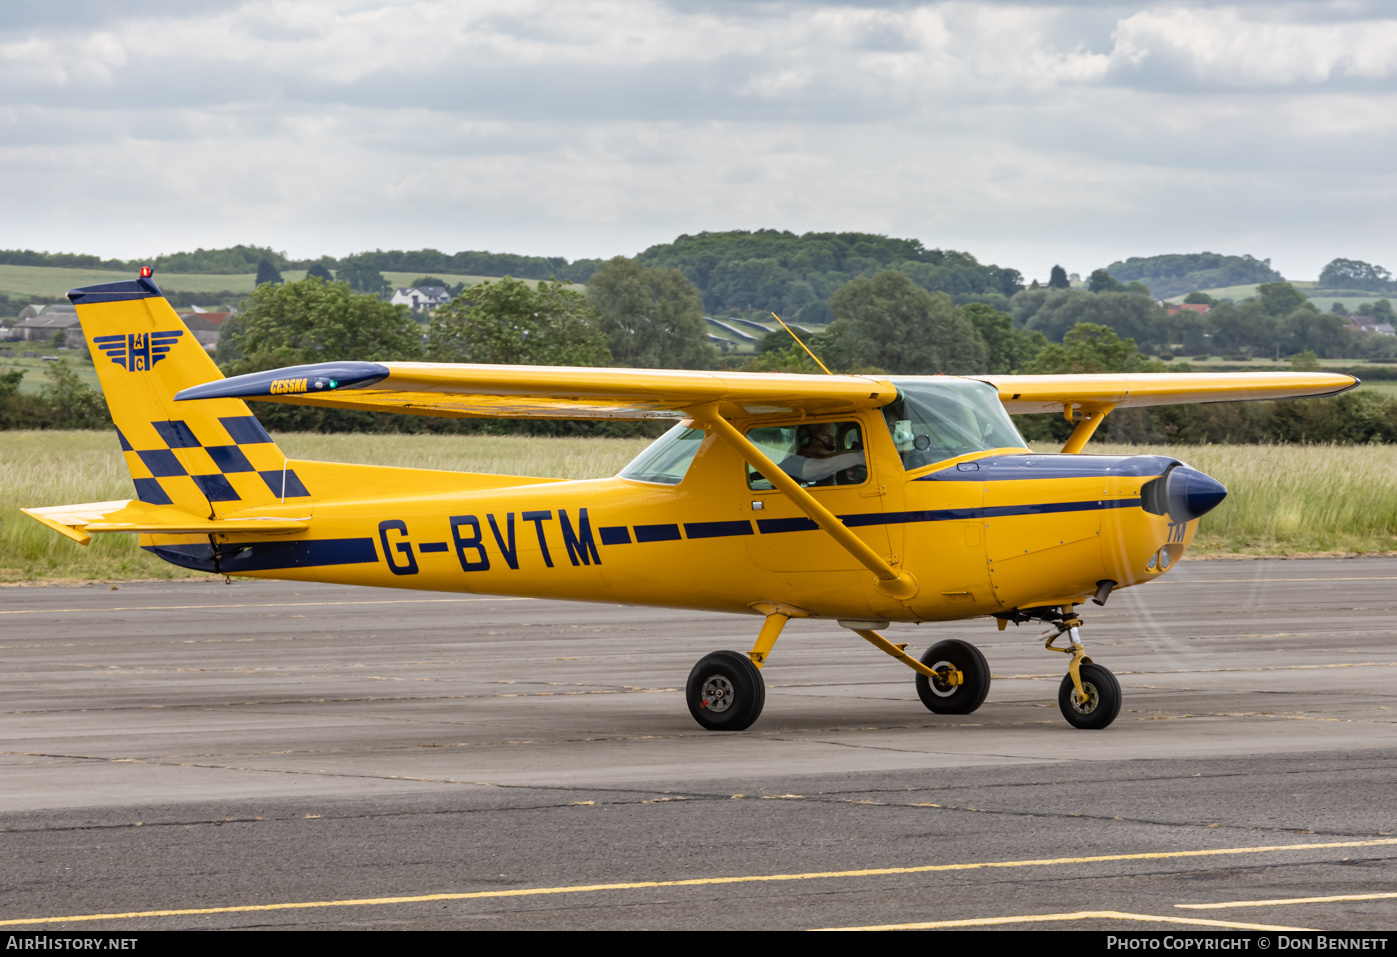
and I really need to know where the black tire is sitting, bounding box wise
[914,639,990,715]
[1058,662,1121,730]
[686,650,766,731]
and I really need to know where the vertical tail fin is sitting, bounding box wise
[71,272,311,517]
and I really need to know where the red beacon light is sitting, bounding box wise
[139,266,152,278]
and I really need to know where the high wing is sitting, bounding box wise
[174,361,899,419]
[176,361,1359,420]
[977,372,1358,414]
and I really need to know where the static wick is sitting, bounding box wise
[770,312,833,375]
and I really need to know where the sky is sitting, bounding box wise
[3,1,1397,282]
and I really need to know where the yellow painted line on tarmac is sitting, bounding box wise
[814,911,1316,931]
[1179,891,1397,910]
[3,838,1394,927]
[0,597,529,615]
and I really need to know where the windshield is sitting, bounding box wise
[618,424,705,485]
[882,378,1027,470]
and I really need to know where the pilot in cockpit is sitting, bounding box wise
[778,422,866,486]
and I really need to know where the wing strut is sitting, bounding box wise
[694,405,919,601]
[1061,403,1116,454]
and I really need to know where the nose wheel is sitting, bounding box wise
[1058,662,1121,729]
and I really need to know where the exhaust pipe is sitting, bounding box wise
[1092,580,1116,606]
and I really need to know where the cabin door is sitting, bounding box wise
[741,416,894,573]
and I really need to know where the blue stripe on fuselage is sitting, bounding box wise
[144,537,378,573]
[918,453,1178,482]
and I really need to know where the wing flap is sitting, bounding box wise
[978,372,1359,414]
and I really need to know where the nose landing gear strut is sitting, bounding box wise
[999,604,1122,729]
[1040,611,1121,729]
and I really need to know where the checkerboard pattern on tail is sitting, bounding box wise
[69,274,309,516]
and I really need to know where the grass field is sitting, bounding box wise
[0,264,580,303]
[1164,279,1388,312]
[1089,443,1397,556]
[3,431,1395,582]
[0,351,102,394]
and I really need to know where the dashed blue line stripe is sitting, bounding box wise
[603,499,1142,545]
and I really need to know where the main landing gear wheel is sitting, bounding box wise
[1058,662,1121,730]
[687,650,765,731]
[915,639,991,715]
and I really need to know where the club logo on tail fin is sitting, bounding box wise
[93,330,184,372]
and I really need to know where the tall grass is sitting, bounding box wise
[1091,442,1397,555]
[4,432,1395,581]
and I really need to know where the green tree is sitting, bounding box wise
[255,259,284,286]
[1280,308,1356,358]
[1290,349,1321,371]
[1183,291,1214,304]
[225,277,422,370]
[1026,323,1165,374]
[1205,299,1275,356]
[586,257,717,369]
[826,271,988,374]
[0,369,44,429]
[428,277,610,366]
[1104,252,1282,299]
[1087,269,1125,293]
[39,358,110,428]
[336,257,388,295]
[1356,299,1397,323]
[1318,258,1394,293]
[1257,281,1307,317]
[1013,288,1171,353]
[305,262,334,282]
[409,275,450,290]
[1048,265,1071,289]
[962,302,1044,373]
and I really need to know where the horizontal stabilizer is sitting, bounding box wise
[22,500,309,545]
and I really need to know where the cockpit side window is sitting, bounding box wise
[882,378,1028,470]
[745,420,868,490]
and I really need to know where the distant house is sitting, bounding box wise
[175,312,229,352]
[13,305,83,346]
[1347,315,1396,336]
[1164,303,1212,317]
[390,286,451,313]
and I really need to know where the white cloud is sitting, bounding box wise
[1110,7,1397,87]
[2,1,1397,280]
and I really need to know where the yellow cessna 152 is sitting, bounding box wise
[25,272,1359,731]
